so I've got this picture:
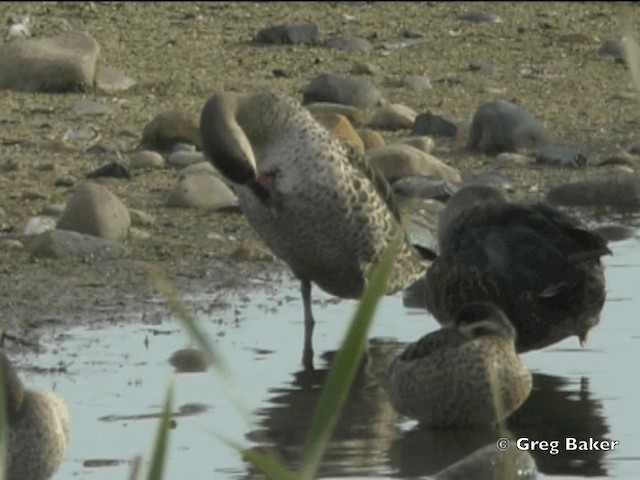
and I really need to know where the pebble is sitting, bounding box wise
[367,144,461,184]
[413,112,458,138]
[86,162,131,180]
[467,100,552,154]
[305,102,368,126]
[491,152,536,166]
[350,61,381,76]
[57,181,131,241]
[27,229,130,260]
[255,22,320,45]
[128,209,155,227]
[536,145,587,168]
[41,204,66,216]
[468,61,497,74]
[167,174,238,210]
[24,216,57,235]
[94,64,136,93]
[399,75,432,91]
[598,38,626,63]
[462,171,515,191]
[141,110,202,152]
[394,136,435,154]
[0,31,100,92]
[128,227,151,240]
[392,176,459,201]
[178,161,219,177]
[597,151,639,169]
[456,11,502,23]
[0,239,24,251]
[54,174,77,187]
[22,189,47,200]
[166,150,207,169]
[230,241,273,262]
[368,103,417,131]
[325,36,373,52]
[313,113,364,154]
[357,128,386,150]
[69,99,111,116]
[129,150,165,170]
[546,174,640,208]
[302,73,384,109]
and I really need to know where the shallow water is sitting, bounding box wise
[17,228,640,480]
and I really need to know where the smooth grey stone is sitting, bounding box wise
[462,171,515,191]
[141,110,201,152]
[57,181,131,240]
[167,174,238,210]
[456,11,502,23]
[86,162,131,180]
[413,112,458,138]
[467,100,552,154]
[325,35,373,52]
[23,216,57,235]
[28,229,129,260]
[368,103,417,131]
[95,64,136,92]
[536,145,587,168]
[303,73,384,109]
[54,174,77,187]
[178,161,219,177]
[393,175,459,201]
[599,38,626,63]
[167,150,206,169]
[69,99,111,116]
[401,74,432,91]
[395,136,435,153]
[0,31,100,92]
[546,175,640,208]
[367,144,461,184]
[129,150,165,170]
[256,22,319,45]
[40,204,66,216]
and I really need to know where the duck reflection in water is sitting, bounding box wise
[244,341,610,479]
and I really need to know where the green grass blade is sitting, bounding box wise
[218,434,298,480]
[146,380,174,480]
[0,366,7,480]
[148,264,253,424]
[300,234,402,478]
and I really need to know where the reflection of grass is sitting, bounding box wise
[141,235,401,480]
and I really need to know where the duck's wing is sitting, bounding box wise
[399,327,468,361]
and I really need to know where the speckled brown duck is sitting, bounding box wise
[385,302,532,428]
[425,185,611,352]
[200,91,427,368]
[1,352,71,480]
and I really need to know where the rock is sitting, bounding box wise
[467,100,552,154]
[0,31,100,92]
[357,128,386,150]
[598,151,640,168]
[167,150,207,169]
[536,145,587,168]
[24,216,57,235]
[128,209,155,227]
[395,136,435,153]
[413,112,458,138]
[41,204,66,216]
[167,174,238,210]
[0,239,24,251]
[169,348,209,373]
[141,110,201,152]
[325,36,373,52]
[546,175,640,208]
[462,171,515,191]
[129,150,165,170]
[313,113,364,154]
[57,181,131,240]
[230,241,273,261]
[368,103,417,131]
[27,229,129,260]
[69,99,111,116]
[400,74,432,91]
[255,22,319,45]
[86,162,131,180]
[599,38,626,63]
[367,144,461,184]
[468,61,497,74]
[305,102,368,126]
[178,161,220,177]
[456,11,502,23]
[302,73,384,109]
[350,61,381,75]
[54,174,77,187]
[393,176,459,201]
[491,152,536,166]
[94,64,136,92]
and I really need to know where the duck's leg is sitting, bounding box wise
[301,279,315,371]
